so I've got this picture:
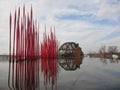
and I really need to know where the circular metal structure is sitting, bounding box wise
[59,42,78,57]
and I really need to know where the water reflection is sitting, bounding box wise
[8,59,58,90]
[100,58,119,64]
[8,59,40,90]
[41,58,58,90]
[59,56,83,71]
[1,57,119,90]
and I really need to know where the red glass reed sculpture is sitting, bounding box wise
[9,5,58,90]
[41,26,57,59]
[10,6,40,60]
[10,5,58,60]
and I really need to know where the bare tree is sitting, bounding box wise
[99,45,106,53]
[99,45,106,57]
[108,46,118,54]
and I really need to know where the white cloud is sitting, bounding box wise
[96,2,120,20]
[0,0,120,54]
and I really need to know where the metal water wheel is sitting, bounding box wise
[59,42,78,57]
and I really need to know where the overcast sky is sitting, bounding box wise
[0,0,120,54]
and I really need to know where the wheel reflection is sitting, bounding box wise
[59,56,83,71]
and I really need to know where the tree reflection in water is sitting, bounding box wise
[100,58,119,64]
[59,56,83,71]
[8,59,58,90]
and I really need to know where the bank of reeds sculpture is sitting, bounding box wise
[9,5,58,90]
[9,6,40,60]
[41,27,57,59]
[9,5,58,60]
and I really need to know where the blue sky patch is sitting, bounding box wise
[55,13,119,26]
[99,30,120,41]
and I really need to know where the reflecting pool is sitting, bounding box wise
[0,57,120,90]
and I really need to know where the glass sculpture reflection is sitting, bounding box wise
[8,59,58,90]
[8,59,40,90]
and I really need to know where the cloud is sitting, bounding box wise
[100,30,120,41]
[0,0,120,54]
[96,1,120,20]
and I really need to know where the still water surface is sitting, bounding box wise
[0,57,120,90]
